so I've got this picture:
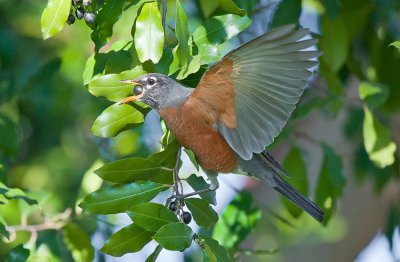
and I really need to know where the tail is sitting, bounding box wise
[260,152,324,222]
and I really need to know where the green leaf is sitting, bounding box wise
[128,202,179,232]
[363,108,397,168]
[199,235,233,262]
[175,0,190,65]
[62,223,94,262]
[184,149,199,171]
[83,41,134,85]
[148,139,180,169]
[282,147,308,218]
[186,174,217,205]
[358,81,390,109]
[88,67,146,102]
[212,192,260,248]
[153,222,193,251]
[198,0,219,18]
[0,220,9,240]
[160,129,176,147]
[390,41,400,49]
[91,103,149,138]
[185,198,218,229]
[270,0,301,28]
[319,0,340,19]
[101,223,153,257]
[176,54,201,79]
[217,0,246,16]
[40,0,71,40]
[315,144,345,224]
[0,194,8,204]
[319,17,349,72]
[385,205,400,248]
[0,114,18,157]
[79,181,169,214]
[95,157,173,184]
[94,0,125,41]
[193,15,251,46]
[145,245,163,262]
[198,44,221,64]
[0,181,8,192]
[5,188,37,205]
[5,244,30,262]
[135,2,164,63]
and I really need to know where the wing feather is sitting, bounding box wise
[193,25,319,159]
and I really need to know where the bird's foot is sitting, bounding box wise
[168,187,216,202]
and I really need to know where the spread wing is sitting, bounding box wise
[192,24,320,160]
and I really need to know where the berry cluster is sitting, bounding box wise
[169,201,192,224]
[67,0,95,25]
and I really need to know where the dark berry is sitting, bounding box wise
[75,7,85,20]
[183,212,192,224]
[83,0,91,6]
[73,0,82,5]
[67,14,75,25]
[84,12,95,24]
[169,201,177,212]
[133,85,143,96]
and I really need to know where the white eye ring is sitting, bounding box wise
[146,77,157,88]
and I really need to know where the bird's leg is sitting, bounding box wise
[173,187,216,200]
[173,147,183,196]
[168,147,186,219]
[168,171,219,201]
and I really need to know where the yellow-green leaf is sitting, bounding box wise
[88,67,146,102]
[390,41,400,49]
[41,0,71,40]
[134,2,164,63]
[200,235,233,262]
[175,0,190,65]
[363,108,397,168]
[62,223,94,262]
[359,81,389,109]
[91,103,149,138]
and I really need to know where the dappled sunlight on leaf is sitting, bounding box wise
[362,108,397,168]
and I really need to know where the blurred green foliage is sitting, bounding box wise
[0,0,400,261]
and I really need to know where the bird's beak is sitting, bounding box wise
[118,79,142,104]
[118,95,139,104]
[120,79,142,85]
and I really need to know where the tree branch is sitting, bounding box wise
[6,208,72,233]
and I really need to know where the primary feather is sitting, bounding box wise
[214,25,320,160]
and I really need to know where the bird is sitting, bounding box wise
[119,24,324,222]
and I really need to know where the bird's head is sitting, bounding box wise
[119,73,182,110]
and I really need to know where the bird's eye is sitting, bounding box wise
[133,85,143,96]
[147,78,156,86]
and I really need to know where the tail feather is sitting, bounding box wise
[272,175,324,222]
[260,152,324,222]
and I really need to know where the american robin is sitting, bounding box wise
[120,25,324,222]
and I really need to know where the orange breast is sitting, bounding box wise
[159,107,238,173]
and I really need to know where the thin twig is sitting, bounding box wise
[162,0,167,33]
[6,208,72,233]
